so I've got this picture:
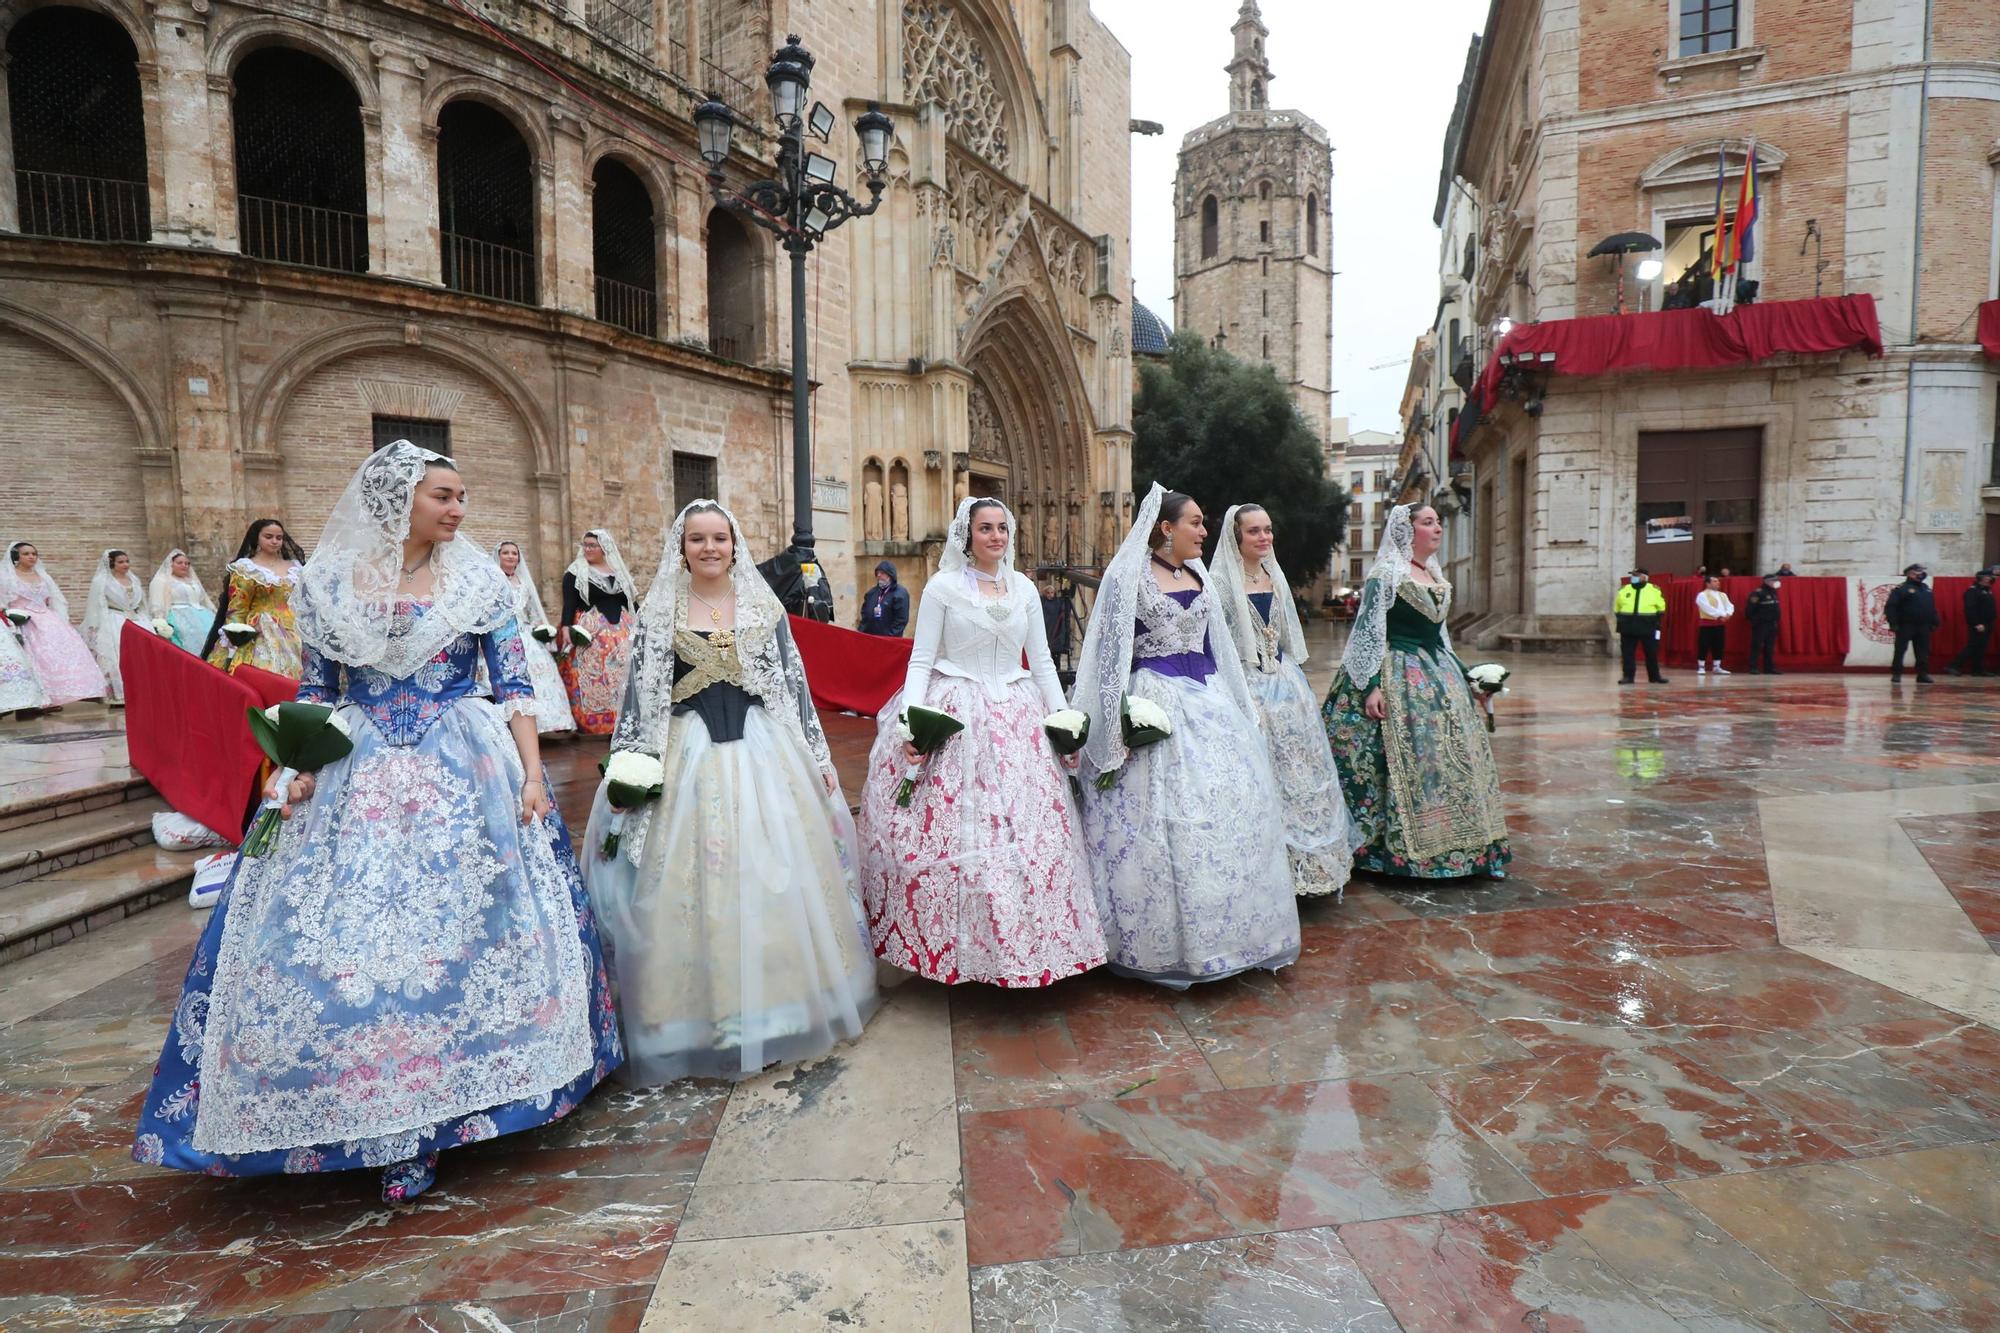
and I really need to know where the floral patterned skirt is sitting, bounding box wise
[1080,668,1301,987]
[132,699,620,1178]
[13,607,105,705]
[1246,659,1359,898]
[1321,645,1510,880]
[582,706,878,1085]
[858,676,1105,987]
[0,627,49,713]
[558,609,633,736]
[208,611,302,679]
[164,606,216,656]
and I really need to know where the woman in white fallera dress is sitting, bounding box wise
[584,500,877,1084]
[148,549,216,654]
[0,610,51,717]
[80,549,150,704]
[1070,485,1301,987]
[494,540,576,737]
[1209,505,1358,899]
[858,498,1105,987]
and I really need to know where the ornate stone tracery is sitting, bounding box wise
[903,3,1011,168]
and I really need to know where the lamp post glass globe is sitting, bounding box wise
[766,35,814,129]
[694,98,734,166]
[855,103,894,176]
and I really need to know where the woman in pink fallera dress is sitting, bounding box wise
[857,498,1105,987]
[1,541,106,707]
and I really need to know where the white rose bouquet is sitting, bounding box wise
[1465,662,1511,733]
[1094,694,1174,791]
[894,705,965,806]
[6,609,32,628]
[567,625,594,650]
[240,701,354,857]
[1042,708,1090,757]
[600,750,666,856]
[530,623,559,646]
[220,621,257,648]
[151,618,175,638]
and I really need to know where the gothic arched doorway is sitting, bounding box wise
[962,294,1095,569]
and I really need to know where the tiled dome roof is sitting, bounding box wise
[1132,300,1171,356]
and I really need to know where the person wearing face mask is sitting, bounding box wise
[856,498,1103,987]
[1744,574,1783,675]
[1614,568,1670,685]
[1947,569,1995,677]
[857,561,909,637]
[1885,563,1940,685]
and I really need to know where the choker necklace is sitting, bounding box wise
[1151,553,1188,582]
[971,566,1005,585]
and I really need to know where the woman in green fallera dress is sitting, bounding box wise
[1322,503,1509,878]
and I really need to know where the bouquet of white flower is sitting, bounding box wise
[1465,662,1510,733]
[567,624,594,650]
[530,623,559,645]
[894,705,965,806]
[599,750,666,856]
[1042,708,1090,757]
[1094,694,1174,791]
[151,618,174,638]
[240,702,355,857]
[5,609,31,628]
[220,621,257,648]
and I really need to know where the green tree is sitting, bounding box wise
[1133,331,1346,585]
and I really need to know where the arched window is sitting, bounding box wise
[1200,194,1219,260]
[1251,80,1265,109]
[706,206,758,360]
[592,158,657,336]
[437,100,537,305]
[1258,180,1272,201]
[7,8,149,242]
[233,48,368,273]
[1306,193,1320,257]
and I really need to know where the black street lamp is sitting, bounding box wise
[693,35,892,586]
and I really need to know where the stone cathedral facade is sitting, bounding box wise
[1171,0,1334,443]
[0,0,1132,618]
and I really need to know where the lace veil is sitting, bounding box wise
[932,495,1027,610]
[80,549,143,652]
[1341,502,1450,689]
[1068,483,1164,778]
[493,539,553,629]
[565,529,636,600]
[1,540,69,620]
[293,440,515,674]
[148,549,214,616]
[1209,505,1310,673]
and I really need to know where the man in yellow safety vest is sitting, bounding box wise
[1615,568,1670,685]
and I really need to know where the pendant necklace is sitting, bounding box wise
[690,588,727,625]
[400,552,431,584]
[1151,553,1187,583]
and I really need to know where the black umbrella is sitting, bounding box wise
[1588,232,1662,257]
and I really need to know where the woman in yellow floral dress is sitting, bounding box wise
[202,518,306,677]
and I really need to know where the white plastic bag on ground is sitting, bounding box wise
[152,810,230,851]
[187,851,235,909]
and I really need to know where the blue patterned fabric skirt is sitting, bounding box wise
[132,697,621,1178]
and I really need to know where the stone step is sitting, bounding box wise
[0,772,154,835]
[1497,632,1611,656]
[0,794,170,889]
[0,842,206,965]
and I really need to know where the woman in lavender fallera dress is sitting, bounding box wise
[1,541,106,707]
[1209,504,1358,899]
[1070,484,1300,987]
[132,443,620,1202]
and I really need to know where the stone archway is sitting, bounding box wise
[962,293,1094,568]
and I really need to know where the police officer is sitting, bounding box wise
[1885,563,1940,685]
[1947,568,1995,677]
[1744,573,1783,675]
[1615,568,1669,685]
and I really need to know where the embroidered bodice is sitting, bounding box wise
[670,628,757,743]
[156,577,209,612]
[1247,591,1285,664]
[903,572,1066,712]
[102,576,146,615]
[297,600,535,745]
[562,572,628,626]
[225,561,299,622]
[5,580,61,614]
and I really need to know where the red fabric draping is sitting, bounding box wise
[1979,299,2000,360]
[232,663,300,710]
[1455,295,1885,448]
[1932,577,2000,671]
[1651,575,1849,671]
[787,614,912,717]
[120,623,268,842]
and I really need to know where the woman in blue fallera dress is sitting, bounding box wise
[132,442,620,1202]
[1070,484,1301,987]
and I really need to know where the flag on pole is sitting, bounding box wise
[1711,145,1733,279]
[1734,140,1760,267]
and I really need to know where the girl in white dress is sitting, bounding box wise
[1209,505,1358,899]
[584,500,877,1084]
[1070,485,1301,987]
[148,549,217,654]
[857,498,1105,987]
[81,549,150,704]
[0,610,51,718]
[494,540,576,737]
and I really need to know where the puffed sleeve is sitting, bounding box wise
[479,616,537,720]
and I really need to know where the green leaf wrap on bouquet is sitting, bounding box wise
[895,705,964,806]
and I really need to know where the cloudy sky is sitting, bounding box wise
[1092,0,1491,435]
